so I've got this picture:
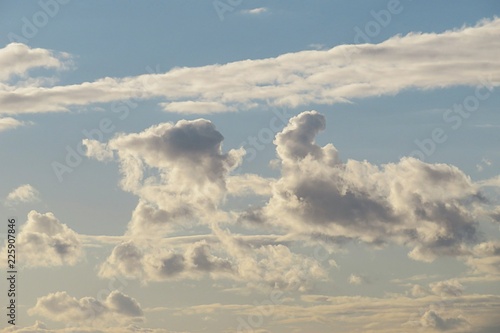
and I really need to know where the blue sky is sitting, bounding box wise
[1,1,500,333]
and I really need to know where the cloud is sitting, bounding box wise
[464,242,500,275]
[28,290,143,325]
[9,211,84,267]
[348,274,367,285]
[410,284,430,297]
[170,293,498,333]
[227,174,274,197]
[84,119,244,238]
[241,7,268,15]
[98,229,325,291]
[0,117,30,132]
[86,110,500,290]
[5,184,40,205]
[253,110,484,262]
[1,18,499,115]
[0,43,69,82]
[160,101,236,114]
[430,279,464,297]
[412,310,470,331]
[98,240,233,282]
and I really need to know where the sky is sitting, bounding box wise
[1,1,500,332]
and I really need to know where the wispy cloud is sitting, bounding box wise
[241,7,268,15]
[0,117,31,132]
[1,18,499,116]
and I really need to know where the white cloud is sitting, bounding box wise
[0,117,30,132]
[9,210,84,267]
[5,184,39,205]
[84,119,245,238]
[348,274,366,285]
[28,291,143,325]
[98,231,325,291]
[227,174,274,197]
[254,110,481,262]
[0,43,69,82]
[430,279,464,297]
[160,101,236,114]
[85,110,500,290]
[241,7,268,15]
[409,310,470,331]
[1,18,499,115]
[465,241,500,276]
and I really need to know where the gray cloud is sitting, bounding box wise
[417,310,470,331]
[85,119,244,239]
[258,111,483,262]
[6,211,84,267]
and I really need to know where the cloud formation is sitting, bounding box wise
[255,110,482,262]
[1,18,499,115]
[84,119,244,238]
[87,118,327,289]
[5,184,40,205]
[13,211,83,267]
[0,43,69,82]
[0,117,30,132]
[84,109,500,292]
[28,290,143,325]
[98,240,233,282]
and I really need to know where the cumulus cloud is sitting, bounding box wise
[248,110,486,262]
[85,119,244,238]
[10,211,83,267]
[88,118,324,289]
[412,310,470,331]
[5,184,40,205]
[1,18,499,114]
[28,290,143,325]
[0,43,69,82]
[85,110,500,290]
[99,240,232,282]
[98,232,323,291]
